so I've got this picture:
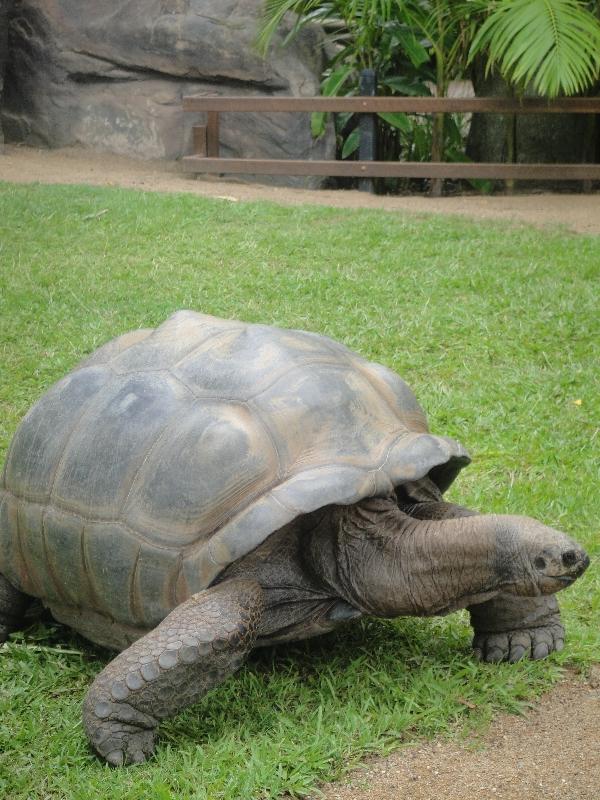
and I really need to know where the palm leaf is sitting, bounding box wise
[255,0,327,55]
[256,0,408,56]
[311,64,354,137]
[469,0,600,97]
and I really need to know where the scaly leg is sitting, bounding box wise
[83,578,264,765]
[397,476,477,520]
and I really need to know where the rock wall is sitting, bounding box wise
[1,0,334,177]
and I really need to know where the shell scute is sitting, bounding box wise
[41,506,88,608]
[134,543,182,628]
[358,361,429,432]
[83,521,141,624]
[251,363,404,472]
[172,323,348,402]
[14,501,49,601]
[2,366,111,503]
[75,328,153,370]
[51,372,190,519]
[111,311,244,374]
[122,400,279,547]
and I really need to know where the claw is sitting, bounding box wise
[129,750,148,765]
[486,646,506,663]
[533,642,550,660]
[508,645,526,663]
[106,750,125,767]
[473,621,564,664]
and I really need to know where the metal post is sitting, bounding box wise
[358,69,377,193]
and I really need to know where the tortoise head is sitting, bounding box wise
[497,516,590,596]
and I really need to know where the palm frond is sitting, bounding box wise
[256,0,409,55]
[469,0,600,97]
[255,0,327,55]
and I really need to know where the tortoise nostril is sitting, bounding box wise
[534,556,546,570]
[562,550,578,568]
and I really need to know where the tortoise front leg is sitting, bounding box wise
[83,578,264,766]
[469,593,564,663]
[398,500,476,520]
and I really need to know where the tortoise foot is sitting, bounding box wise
[473,620,565,663]
[84,698,157,766]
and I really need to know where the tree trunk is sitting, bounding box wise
[0,1,11,152]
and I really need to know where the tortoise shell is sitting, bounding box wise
[0,311,469,635]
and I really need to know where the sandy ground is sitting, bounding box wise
[1,144,599,799]
[314,673,600,800]
[1,144,599,235]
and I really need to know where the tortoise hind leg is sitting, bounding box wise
[83,578,264,766]
[0,573,31,643]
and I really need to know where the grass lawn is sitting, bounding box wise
[0,181,598,800]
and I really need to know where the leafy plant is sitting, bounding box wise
[257,1,486,193]
[257,0,600,193]
[469,0,600,98]
[400,2,481,193]
[256,1,414,69]
[312,18,432,172]
[258,1,455,192]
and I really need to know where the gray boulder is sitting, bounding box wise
[2,0,334,178]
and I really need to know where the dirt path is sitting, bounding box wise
[314,673,600,800]
[1,144,600,235]
[1,144,599,799]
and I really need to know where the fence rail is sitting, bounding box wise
[182,95,600,183]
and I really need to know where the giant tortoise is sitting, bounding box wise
[0,310,589,765]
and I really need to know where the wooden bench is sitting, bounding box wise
[182,95,600,183]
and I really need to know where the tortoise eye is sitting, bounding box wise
[534,556,546,570]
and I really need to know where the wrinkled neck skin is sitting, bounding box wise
[307,498,530,618]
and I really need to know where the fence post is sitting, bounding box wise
[358,69,377,193]
[206,111,220,157]
[582,112,596,194]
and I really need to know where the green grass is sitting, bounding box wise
[0,181,598,799]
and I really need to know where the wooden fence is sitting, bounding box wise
[182,95,600,183]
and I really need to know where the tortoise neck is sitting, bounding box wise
[305,497,403,611]
[307,499,502,617]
